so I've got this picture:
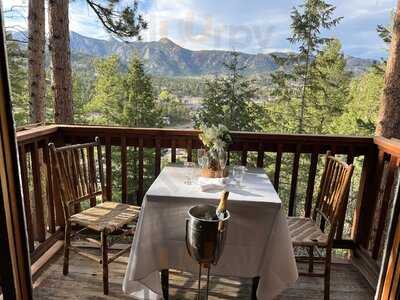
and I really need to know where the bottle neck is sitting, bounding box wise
[217,191,229,215]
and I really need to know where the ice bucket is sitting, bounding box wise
[185,204,230,265]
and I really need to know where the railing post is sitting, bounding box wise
[121,137,128,204]
[352,145,381,249]
[31,141,46,242]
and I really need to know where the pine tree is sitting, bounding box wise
[194,52,261,131]
[158,90,191,126]
[270,0,342,133]
[73,70,95,124]
[265,39,349,134]
[85,55,125,125]
[6,34,29,127]
[123,56,162,127]
[28,0,46,124]
[48,0,73,123]
[306,39,351,133]
[85,55,162,204]
[332,67,383,136]
[48,0,147,124]
[376,1,400,138]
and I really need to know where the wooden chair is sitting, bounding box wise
[49,137,141,295]
[287,151,354,300]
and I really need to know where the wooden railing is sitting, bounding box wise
[16,124,398,290]
[16,125,63,263]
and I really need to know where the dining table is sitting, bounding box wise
[123,165,298,299]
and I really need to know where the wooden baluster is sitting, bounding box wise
[241,143,248,166]
[81,148,89,197]
[380,213,400,300]
[105,137,112,202]
[305,150,319,218]
[43,141,56,234]
[274,144,283,191]
[59,151,75,214]
[19,144,34,252]
[73,148,84,199]
[372,155,397,259]
[138,138,144,204]
[187,139,192,162]
[65,151,81,213]
[155,138,161,177]
[51,151,64,227]
[171,139,176,163]
[121,137,128,204]
[288,145,301,216]
[31,141,46,242]
[257,143,264,168]
[88,145,97,207]
[96,138,106,202]
[336,148,354,239]
[353,147,382,249]
[378,158,400,299]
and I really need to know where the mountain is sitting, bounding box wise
[10,30,378,76]
[69,32,378,76]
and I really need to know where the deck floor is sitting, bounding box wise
[33,250,374,299]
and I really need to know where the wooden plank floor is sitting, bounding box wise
[33,251,374,299]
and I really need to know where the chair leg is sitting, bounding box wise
[101,231,109,295]
[308,245,314,273]
[63,223,71,275]
[161,269,169,300]
[251,277,260,300]
[324,248,332,300]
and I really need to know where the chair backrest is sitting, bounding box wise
[49,137,105,220]
[312,151,354,241]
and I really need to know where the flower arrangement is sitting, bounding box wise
[199,124,231,153]
[199,124,231,173]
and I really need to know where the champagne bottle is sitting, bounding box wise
[216,191,229,219]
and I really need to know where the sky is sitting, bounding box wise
[2,0,397,59]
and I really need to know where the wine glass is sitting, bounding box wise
[197,148,207,169]
[184,162,196,185]
[233,165,245,187]
[218,150,228,176]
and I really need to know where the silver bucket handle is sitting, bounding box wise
[185,218,193,258]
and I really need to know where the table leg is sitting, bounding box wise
[251,277,260,300]
[161,269,169,300]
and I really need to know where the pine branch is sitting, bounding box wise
[86,0,147,40]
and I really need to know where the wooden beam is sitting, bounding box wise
[30,229,64,263]
[0,17,33,298]
[121,137,127,204]
[289,145,301,216]
[31,240,63,278]
[31,141,46,242]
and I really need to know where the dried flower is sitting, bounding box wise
[199,124,231,152]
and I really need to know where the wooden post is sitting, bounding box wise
[121,137,128,204]
[353,146,381,249]
[0,18,33,298]
[289,145,301,216]
[376,176,400,299]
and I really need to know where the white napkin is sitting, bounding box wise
[198,177,227,192]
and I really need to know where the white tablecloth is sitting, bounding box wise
[123,166,297,299]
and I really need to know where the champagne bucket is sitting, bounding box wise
[185,204,230,265]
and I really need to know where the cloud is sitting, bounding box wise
[1,0,397,59]
[139,0,292,53]
[68,2,110,40]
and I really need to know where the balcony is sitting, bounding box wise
[16,124,397,299]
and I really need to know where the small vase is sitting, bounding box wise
[200,150,229,178]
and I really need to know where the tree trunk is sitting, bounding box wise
[28,0,46,124]
[376,0,400,138]
[48,0,73,124]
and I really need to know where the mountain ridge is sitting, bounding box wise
[11,30,379,76]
